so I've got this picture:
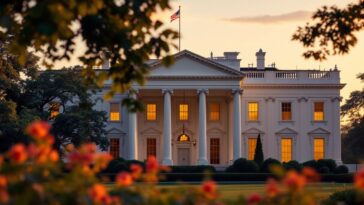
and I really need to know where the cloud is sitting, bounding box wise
[222,11,312,24]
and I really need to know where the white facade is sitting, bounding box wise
[93,50,344,166]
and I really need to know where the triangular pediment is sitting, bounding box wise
[275,127,298,135]
[308,128,330,135]
[148,50,243,78]
[140,128,162,135]
[107,128,126,135]
[242,128,264,135]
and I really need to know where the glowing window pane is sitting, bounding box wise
[147,138,157,157]
[110,103,120,121]
[281,138,292,162]
[210,138,220,164]
[313,138,325,160]
[314,102,324,121]
[248,102,259,121]
[210,103,220,121]
[109,138,120,158]
[179,104,188,121]
[248,138,257,160]
[178,134,190,142]
[49,102,60,119]
[146,104,157,121]
[281,102,292,121]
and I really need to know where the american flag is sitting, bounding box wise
[170,9,180,22]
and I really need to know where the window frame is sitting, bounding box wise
[146,138,157,158]
[247,138,258,160]
[109,138,120,159]
[146,103,157,121]
[209,102,220,121]
[281,102,292,121]
[210,138,220,164]
[280,138,293,163]
[313,138,325,160]
[109,102,121,122]
[247,102,259,121]
[179,103,189,121]
[313,101,325,121]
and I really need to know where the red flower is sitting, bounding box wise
[0,176,6,188]
[283,171,307,192]
[130,164,143,179]
[146,156,159,173]
[26,121,51,139]
[116,172,133,187]
[201,180,217,199]
[8,144,27,164]
[302,167,321,183]
[355,168,364,190]
[88,184,111,204]
[248,193,262,205]
[0,175,8,203]
[265,178,280,197]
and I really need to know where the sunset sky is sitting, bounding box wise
[55,0,364,101]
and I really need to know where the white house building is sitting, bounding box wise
[91,49,344,166]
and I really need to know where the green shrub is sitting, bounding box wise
[302,160,319,170]
[322,189,361,205]
[103,158,144,173]
[319,166,330,174]
[283,160,302,171]
[169,166,216,173]
[253,134,264,166]
[226,158,259,173]
[334,165,349,174]
[317,159,337,172]
[261,158,281,173]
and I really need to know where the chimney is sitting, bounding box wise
[256,49,266,70]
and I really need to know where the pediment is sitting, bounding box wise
[207,128,226,135]
[148,50,243,78]
[242,128,264,135]
[140,128,162,135]
[107,128,126,135]
[275,127,298,135]
[308,128,330,135]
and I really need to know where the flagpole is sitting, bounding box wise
[179,5,181,51]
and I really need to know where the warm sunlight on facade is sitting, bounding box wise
[281,138,292,162]
[179,103,188,121]
[146,103,157,121]
[248,102,259,121]
[248,138,257,160]
[314,102,324,121]
[110,103,120,121]
[314,138,325,160]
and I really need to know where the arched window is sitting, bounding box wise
[178,133,190,142]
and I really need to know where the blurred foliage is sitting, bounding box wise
[0,0,178,110]
[341,73,364,163]
[292,0,364,60]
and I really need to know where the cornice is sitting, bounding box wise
[241,84,346,89]
[147,76,243,80]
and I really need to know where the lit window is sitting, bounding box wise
[314,102,324,121]
[248,102,259,121]
[313,138,325,160]
[110,103,120,121]
[210,138,220,164]
[146,103,157,121]
[109,138,120,158]
[210,103,220,121]
[281,138,292,162]
[178,133,190,142]
[179,104,188,121]
[49,102,60,119]
[281,102,292,121]
[147,138,157,157]
[248,138,257,160]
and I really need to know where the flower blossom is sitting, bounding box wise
[0,175,8,203]
[201,180,217,199]
[248,193,262,205]
[265,178,280,197]
[130,164,143,179]
[116,172,133,187]
[26,120,51,140]
[8,144,27,164]
[88,184,112,205]
[355,168,364,190]
[283,171,307,192]
[302,167,321,183]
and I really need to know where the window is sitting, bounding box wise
[146,138,157,157]
[209,103,220,121]
[314,102,324,121]
[210,138,220,164]
[146,103,157,121]
[281,138,292,162]
[49,102,60,119]
[248,102,259,121]
[109,138,120,158]
[313,138,325,160]
[110,103,120,121]
[179,104,188,121]
[281,102,292,121]
[178,133,190,142]
[248,138,257,160]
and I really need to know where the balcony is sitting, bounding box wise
[242,70,340,84]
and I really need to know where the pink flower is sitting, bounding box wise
[8,144,27,164]
[283,171,307,192]
[130,164,143,179]
[265,178,280,197]
[248,193,262,205]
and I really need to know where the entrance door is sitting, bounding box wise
[177,148,190,165]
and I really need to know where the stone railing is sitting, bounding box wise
[242,70,340,84]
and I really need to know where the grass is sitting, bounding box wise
[106,182,353,201]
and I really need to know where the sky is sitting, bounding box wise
[55,0,364,102]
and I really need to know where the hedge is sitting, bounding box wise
[168,166,216,173]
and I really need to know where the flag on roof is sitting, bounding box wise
[170,9,180,22]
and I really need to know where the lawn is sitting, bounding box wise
[106,182,353,201]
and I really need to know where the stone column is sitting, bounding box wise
[197,89,209,165]
[232,89,243,160]
[332,97,342,163]
[162,89,173,165]
[128,91,138,160]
